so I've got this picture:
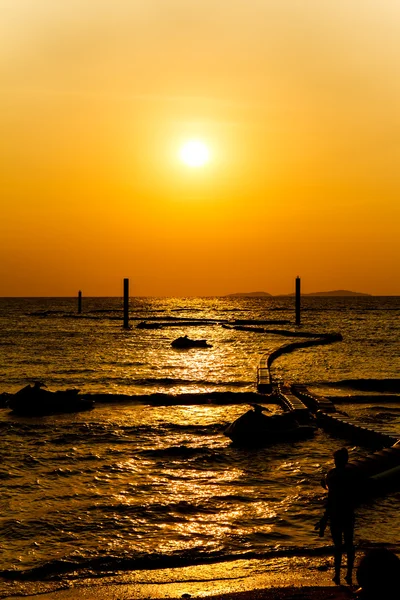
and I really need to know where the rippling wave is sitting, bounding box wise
[322,378,400,392]
[0,297,399,596]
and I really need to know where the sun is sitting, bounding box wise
[179,140,210,167]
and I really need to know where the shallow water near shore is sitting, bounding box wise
[0,296,399,598]
[0,555,353,599]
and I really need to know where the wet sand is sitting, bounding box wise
[3,556,357,600]
[167,589,354,600]
[5,583,355,600]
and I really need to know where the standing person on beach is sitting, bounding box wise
[317,447,357,585]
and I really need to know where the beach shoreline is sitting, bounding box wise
[5,586,354,600]
[2,555,358,600]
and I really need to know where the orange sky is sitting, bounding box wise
[1,1,399,296]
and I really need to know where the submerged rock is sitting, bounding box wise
[171,335,212,349]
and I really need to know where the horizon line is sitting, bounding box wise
[1,293,400,299]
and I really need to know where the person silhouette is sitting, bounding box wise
[318,447,358,585]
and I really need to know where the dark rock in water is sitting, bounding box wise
[0,392,12,408]
[137,322,161,329]
[8,382,94,416]
[224,405,315,446]
[171,335,212,349]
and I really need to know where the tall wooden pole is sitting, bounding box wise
[295,276,301,326]
[123,278,129,329]
[78,290,82,314]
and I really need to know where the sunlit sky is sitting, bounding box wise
[1,1,399,296]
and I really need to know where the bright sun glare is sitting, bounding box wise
[179,140,210,167]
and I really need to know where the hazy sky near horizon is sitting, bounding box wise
[1,1,399,296]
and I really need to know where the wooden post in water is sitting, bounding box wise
[78,290,82,314]
[295,276,301,326]
[123,278,129,329]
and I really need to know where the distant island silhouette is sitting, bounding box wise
[300,290,371,297]
[227,290,371,297]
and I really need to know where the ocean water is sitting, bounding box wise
[0,296,399,598]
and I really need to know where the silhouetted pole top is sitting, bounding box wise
[123,278,129,329]
[295,276,301,326]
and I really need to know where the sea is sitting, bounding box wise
[0,296,399,598]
